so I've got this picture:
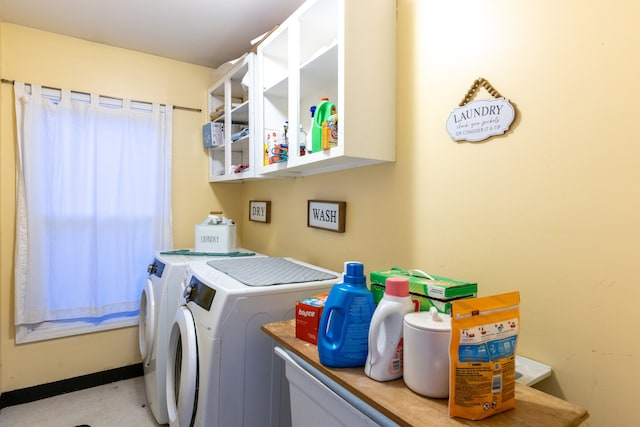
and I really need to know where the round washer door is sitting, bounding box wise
[166,305,198,427]
[138,278,156,365]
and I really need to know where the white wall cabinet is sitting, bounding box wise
[207,53,258,182]
[257,0,396,177]
[208,0,396,182]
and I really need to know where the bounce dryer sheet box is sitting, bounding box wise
[370,267,477,314]
[202,121,223,148]
[296,292,329,345]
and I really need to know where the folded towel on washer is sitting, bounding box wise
[206,257,338,287]
[160,249,255,257]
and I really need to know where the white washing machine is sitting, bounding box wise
[165,256,340,427]
[139,249,260,424]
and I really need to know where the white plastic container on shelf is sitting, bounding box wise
[364,277,415,382]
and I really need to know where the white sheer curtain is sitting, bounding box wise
[14,82,173,337]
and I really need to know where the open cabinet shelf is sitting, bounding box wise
[207,53,258,182]
[257,0,396,178]
[208,0,395,182]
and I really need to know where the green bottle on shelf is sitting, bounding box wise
[311,97,336,153]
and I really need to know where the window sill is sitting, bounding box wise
[16,312,139,344]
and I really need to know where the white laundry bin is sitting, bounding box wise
[275,347,398,427]
[515,355,552,386]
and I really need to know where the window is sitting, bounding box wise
[14,82,173,343]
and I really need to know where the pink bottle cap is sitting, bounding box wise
[385,277,409,297]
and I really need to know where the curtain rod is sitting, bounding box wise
[1,78,202,113]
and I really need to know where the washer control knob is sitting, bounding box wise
[147,263,157,274]
[183,285,193,299]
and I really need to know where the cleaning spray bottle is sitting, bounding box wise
[305,105,316,154]
[298,124,307,156]
[317,262,376,368]
[364,277,415,381]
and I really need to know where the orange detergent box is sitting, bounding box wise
[295,292,329,344]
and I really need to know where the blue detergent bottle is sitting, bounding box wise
[317,262,376,368]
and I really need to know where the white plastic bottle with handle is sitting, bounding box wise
[364,277,415,381]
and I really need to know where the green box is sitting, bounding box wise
[370,283,473,314]
[369,267,477,314]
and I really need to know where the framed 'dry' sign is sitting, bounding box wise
[307,200,346,233]
[249,200,271,223]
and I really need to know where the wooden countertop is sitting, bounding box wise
[262,319,589,427]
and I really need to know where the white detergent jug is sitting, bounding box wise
[364,277,415,381]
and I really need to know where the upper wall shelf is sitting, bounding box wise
[207,0,396,182]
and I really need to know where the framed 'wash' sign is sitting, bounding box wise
[307,200,346,233]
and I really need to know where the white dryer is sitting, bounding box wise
[165,257,340,427]
[139,249,259,424]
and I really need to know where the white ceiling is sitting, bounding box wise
[0,0,307,69]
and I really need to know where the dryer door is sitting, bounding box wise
[166,305,198,427]
[139,278,156,365]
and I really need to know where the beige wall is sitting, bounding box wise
[240,1,639,426]
[0,17,3,393]
[0,23,245,392]
[1,0,639,425]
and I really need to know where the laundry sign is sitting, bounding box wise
[446,78,515,142]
